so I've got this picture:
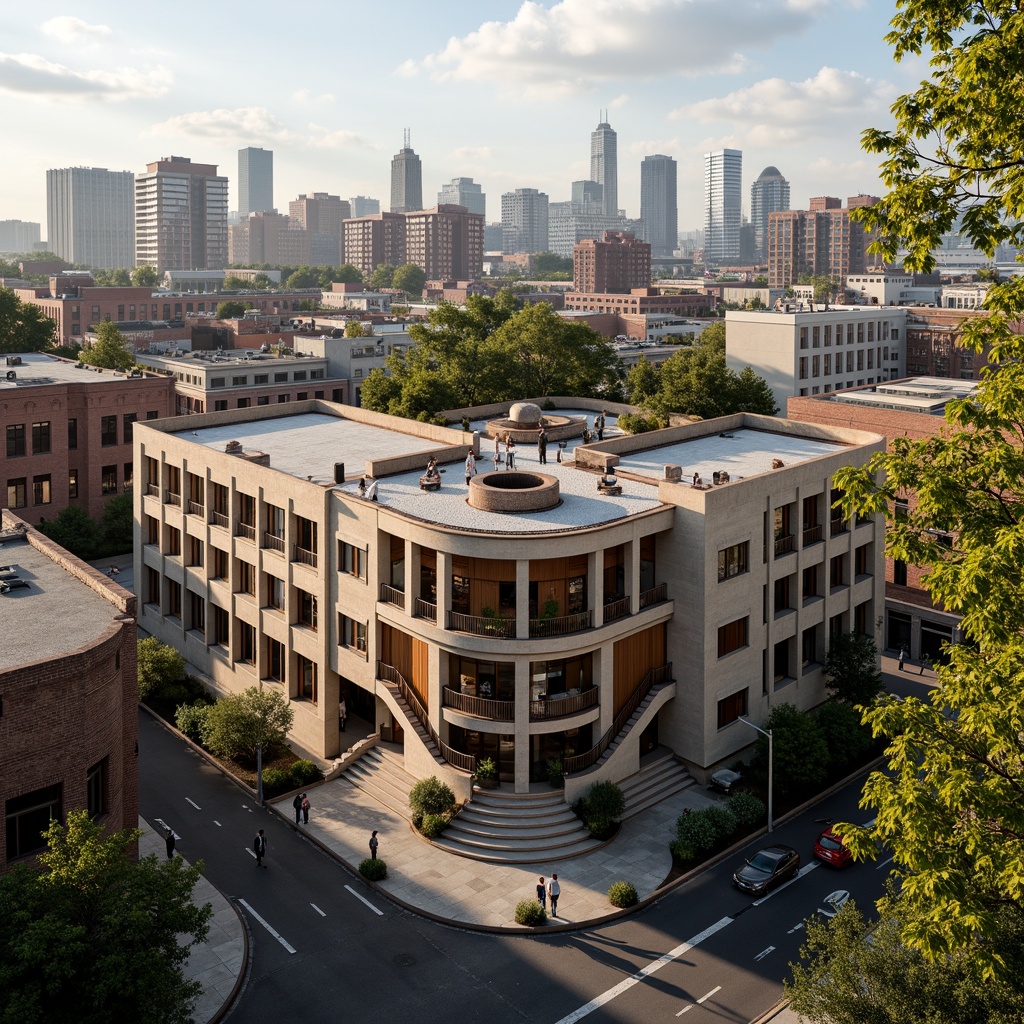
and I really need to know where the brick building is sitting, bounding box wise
[573,231,651,293]
[0,515,138,873]
[562,289,710,317]
[903,307,1004,380]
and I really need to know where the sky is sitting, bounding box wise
[0,0,924,238]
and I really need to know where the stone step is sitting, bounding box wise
[346,760,414,812]
[458,805,577,828]
[430,833,602,864]
[447,817,585,842]
[469,787,567,808]
[618,755,696,821]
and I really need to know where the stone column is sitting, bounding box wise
[514,660,532,793]
[516,559,530,639]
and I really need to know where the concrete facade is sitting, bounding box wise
[46,167,135,270]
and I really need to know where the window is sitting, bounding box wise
[267,638,285,681]
[68,418,78,450]
[296,392,308,401]
[237,560,256,596]
[718,541,748,582]
[101,415,118,446]
[717,688,748,729]
[86,758,108,820]
[298,590,318,631]
[893,559,908,586]
[187,536,204,567]
[802,625,818,667]
[68,469,78,499]
[277,394,290,404]
[214,400,228,412]
[6,784,62,862]
[798,357,808,380]
[293,370,307,381]
[855,544,872,577]
[340,614,368,654]
[146,410,159,420]
[237,397,250,408]
[210,377,225,389]
[298,654,317,703]
[254,374,269,385]
[718,616,749,657]
[774,574,794,613]
[830,554,847,588]
[166,526,181,557]
[101,465,117,494]
[267,575,285,610]
[232,376,247,387]
[189,592,206,632]
[339,541,367,580]
[6,424,25,457]
[274,372,288,383]
[123,413,137,445]
[32,421,51,454]
[802,564,819,600]
[239,621,256,664]
[7,477,27,508]
[212,547,229,580]
[32,475,51,505]
[213,605,230,646]
[257,396,269,406]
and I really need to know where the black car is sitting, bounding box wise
[732,844,801,895]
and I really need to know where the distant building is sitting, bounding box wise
[484,222,503,251]
[590,117,618,218]
[350,196,380,218]
[548,204,625,259]
[501,189,549,254]
[237,147,274,217]
[562,288,710,318]
[390,132,423,214]
[46,167,135,270]
[573,231,651,293]
[704,150,742,263]
[749,167,790,263]
[135,156,228,273]
[0,220,42,254]
[640,155,678,259]
[437,178,485,219]
[289,193,350,266]
[228,211,292,266]
[342,212,406,278]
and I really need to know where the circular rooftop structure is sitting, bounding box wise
[508,401,543,426]
[468,471,560,513]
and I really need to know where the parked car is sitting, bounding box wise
[814,824,853,868]
[732,844,801,896]
[708,768,742,794]
[0,578,31,593]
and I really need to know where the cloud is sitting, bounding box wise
[147,107,367,150]
[403,0,823,97]
[448,146,495,162]
[0,52,171,97]
[292,88,336,103]
[41,16,111,45]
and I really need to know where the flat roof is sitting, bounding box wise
[0,352,134,389]
[831,376,978,414]
[0,540,120,671]
[139,352,325,371]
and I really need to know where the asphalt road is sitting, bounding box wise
[139,713,893,1024]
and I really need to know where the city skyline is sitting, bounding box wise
[2,2,907,236]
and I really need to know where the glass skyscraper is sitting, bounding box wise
[704,149,742,262]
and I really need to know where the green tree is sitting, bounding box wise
[319,264,363,286]
[222,274,249,290]
[625,356,661,405]
[98,491,134,555]
[251,272,271,290]
[216,301,248,319]
[0,810,211,1024]
[0,287,57,352]
[824,632,884,705]
[92,268,132,287]
[202,686,294,764]
[358,368,403,414]
[137,637,186,702]
[533,251,574,279]
[392,263,427,296]
[814,699,875,776]
[751,703,828,801]
[130,265,160,288]
[37,505,99,559]
[344,320,368,338]
[81,321,134,371]
[697,320,726,355]
[369,263,396,290]
[732,366,779,414]
[285,266,319,289]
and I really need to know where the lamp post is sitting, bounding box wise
[738,717,773,833]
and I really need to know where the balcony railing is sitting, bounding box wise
[603,595,631,624]
[774,533,795,556]
[639,582,668,609]
[802,523,823,545]
[378,662,475,773]
[830,517,849,537]
[164,491,180,506]
[443,687,515,721]
[187,500,205,517]
[293,545,318,569]
[146,482,160,497]
[530,687,599,720]
[235,521,256,541]
[414,598,437,622]
[447,610,517,639]
[529,609,592,638]
[380,584,405,609]
[209,510,229,529]
[563,663,672,775]
[263,532,285,553]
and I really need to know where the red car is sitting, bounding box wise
[814,824,852,868]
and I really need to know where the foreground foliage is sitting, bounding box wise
[201,686,294,764]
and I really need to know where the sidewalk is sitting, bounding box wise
[138,818,247,1024]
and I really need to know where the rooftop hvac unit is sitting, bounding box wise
[334,463,345,484]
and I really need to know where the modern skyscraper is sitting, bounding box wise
[500,188,549,254]
[704,149,743,263]
[237,147,274,217]
[437,177,485,219]
[750,166,790,262]
[135,156,228,273]
[390,131,423,214]
[590,116,618,218]
[46,167,134,269]
[640,155,678,258]
[350,196,381,218]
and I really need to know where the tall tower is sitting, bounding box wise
[437,177,486,219]
[500,188,549,254]
[238,147,274,217]
[390,130,423,214]
[750,166,790,262]
[704,149,742,263]
[640,155,678,258]
[590,115,618,218]
[47,167,135,269]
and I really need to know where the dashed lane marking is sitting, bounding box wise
[344,884,384,916]
[237,899,296,954]
[185,797,201,810]
[676,986,722,1016]
[310,903,326,917]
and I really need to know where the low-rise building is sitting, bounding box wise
[563,289,710,317]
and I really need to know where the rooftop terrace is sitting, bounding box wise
[0,352,136,389]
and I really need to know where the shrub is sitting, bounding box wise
[409,776,456,817]
[419,813,448,839]
[137,638,185,702]
[752,703,828,800]
[616,412,665,435]
[545,757,564,787]
[541,399,556,410]
[259,768,291,798]
[359,858,387,881]
[608,881,638,908]
[727,791,767,829]
[674,805,736,853]
[814,699,874,775]
[475,757,498,781]
[577,781,625,838]
[175,702,210,743]
[202,687,295,765]
[289,759,324,787]
[670,840,697,863]
[514,899,547,926]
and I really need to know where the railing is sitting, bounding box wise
[563,663,672,775]
[529,609,593,638]
[146,482,160,497]
[802,524,823,545]
[442,687,515,721]
[774,534,794,556]
[639,582,668,609]
[448,610,517,639]
[187,500,205,517]
[530,687,600,721]
[378,662,475,773]
[830,517,848,537]
[414,598,437,622]
[263,532,285,553]
[164,491,180,506]
[209,510,229,528]
[380,584,405,609]
[603,595,631,623]
[293,545,318,569]
[236,521,256,541]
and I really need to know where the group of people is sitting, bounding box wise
[535,874,561,916]
[250,826,382,869]
[292,791,311,825]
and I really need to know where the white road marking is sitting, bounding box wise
[213,820,222,827]
[787,923,805,934]
[310,903,326,917]
[754,946,775,962]
[344,884,384,916]
[554,918,733,1024]
[675,984,722,1016]
[153,817,180,839]
[185,797,201,810]
[876,855,894,869]
[237,899,296,954]
[752,862,818,906]
[676,1007,692,1016]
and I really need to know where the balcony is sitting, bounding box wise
[187,500,205,517]
[774,533,795,557]
[530,688,599,720]
[447,610,517,639]
[209,510,229,529]
[830,516,848,537]
[263,531,285,554]
[603,595,631,624]
[146,482,160,498]
[293,545,318,569]
[443,687,514,721]
[639,582,668,609]
[235,521,256,541]
[164,491,181,506]
[380,584,405,610]
[802,524,823,545]
[414,598,437,623]
[529,609,592,638]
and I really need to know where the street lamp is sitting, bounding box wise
[738,717,773,833]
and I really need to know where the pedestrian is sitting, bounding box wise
[366,478,378,502]
[339,696,347,733]
[254,828,267,868]
[537,429,548,465]
[506,439,517,470]
[165,826,175,860]
[546,873,560,916]
[920,654,931,676]
[465,450,477,486]
[897,645,906,671]
[369,829,379,860]
[596,412,606,441]
[357,477,367,499]
[494,433,501,467]
[301,793,310,825]
[292,791,303,824]
[536,875,546,910]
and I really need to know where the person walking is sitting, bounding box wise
[292,791,303,824]
[536,876,547,910]
[369,829,379,860]
[897,645,906,671]
[165,826,176,860]
[494,433,501,467]
[254,829,267,868]
[546,874,560,917]
[920,654,931,676]
[596,412,606,441]
[506,440,517,470]
[537,430,548,465]
[465,451,477,486]
[301,793,310,825]
[339,696,347,733]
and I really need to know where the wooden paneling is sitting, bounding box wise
[612,623,666,714]
[529,555,588,583]
[381,624,429,709]
[451,556,515,582]
[411,637,429,707]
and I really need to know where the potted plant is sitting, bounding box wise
[546,756,565,789]
[475,757,499,789]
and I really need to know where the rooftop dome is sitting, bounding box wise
[757,166,784,179]
[508,401,543,426]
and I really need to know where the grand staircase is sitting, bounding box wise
[339,745,417,822]
[619,751,697,821]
